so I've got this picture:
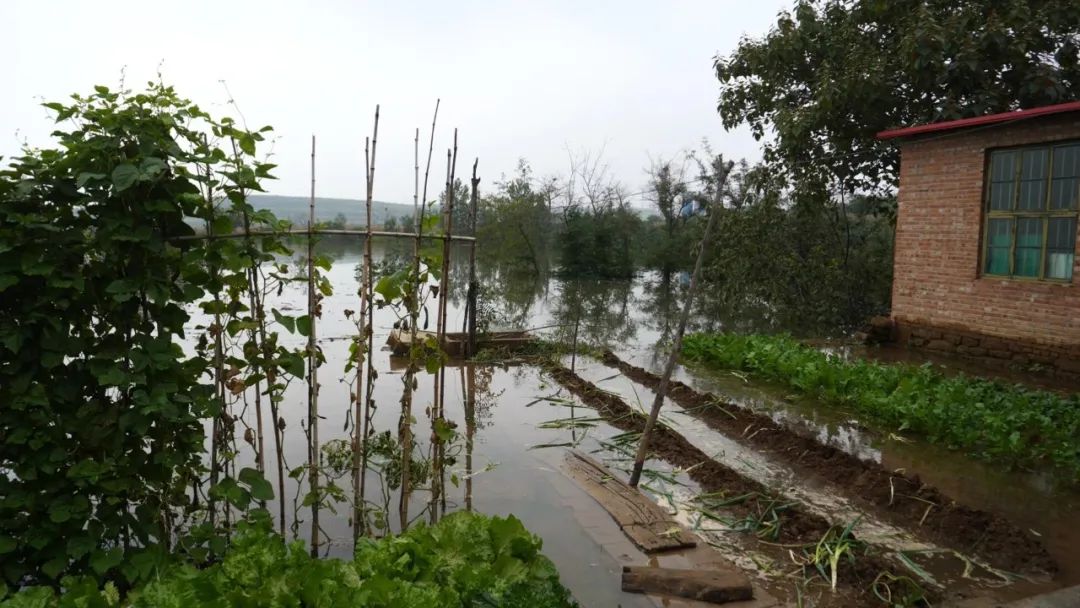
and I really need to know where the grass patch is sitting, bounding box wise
[682,333,1080,479]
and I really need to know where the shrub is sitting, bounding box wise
[0,83,282,586]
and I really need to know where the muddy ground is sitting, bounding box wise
[544,361,919,605]
[600,351,1055,578]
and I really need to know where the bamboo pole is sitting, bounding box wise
[307,135,320,555]
[202,157,226,529]
[397,127,420,532]
[227,134,269,482]
[401,100,440,531]
[465,159,479,357]
[356,226,369,537]
[172,229,475,242]
[627,157,733,488]
[430,131,457,523]
[241,226,266,478]
[570,312,580,373]
[463,364,475,512]
[357,106,380,538]
[356,135,374,538]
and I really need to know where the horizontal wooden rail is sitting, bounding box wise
[172,228,476,242]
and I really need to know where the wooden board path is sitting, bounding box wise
[622,566,753,604]
[563,450,697,553]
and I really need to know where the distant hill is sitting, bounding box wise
[249,195,415,227]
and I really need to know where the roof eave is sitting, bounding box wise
[876,101,1080,141]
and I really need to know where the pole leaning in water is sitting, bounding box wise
[627,156,733,488]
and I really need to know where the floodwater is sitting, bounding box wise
[186,238,1080,606]
[664,354,1080,595]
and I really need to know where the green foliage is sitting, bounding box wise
[641,162,690,276]
[645,153,894,331]
[715,0,1080,193]
[476,160,554,274]
[325,212,348,230]
[682,333,1080,478]
[702,188,895,331]
[0,513,578,608]
[558,206,640,279]
[0,82,290,586]
[442,177,474,236]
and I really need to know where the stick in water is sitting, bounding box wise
[628,156,733,488]
[308,135,320,554]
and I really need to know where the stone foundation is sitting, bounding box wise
[892,320,1080,380]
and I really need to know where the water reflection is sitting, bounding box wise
[186,239,1080,602]
[546,278,638,348]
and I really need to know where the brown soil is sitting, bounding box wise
[543,361,918,605]
[599,350,1056,577]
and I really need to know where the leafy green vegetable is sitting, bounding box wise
[683,333,1080,479]
[0,513,578,608]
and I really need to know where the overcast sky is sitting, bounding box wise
[6,1,792,205]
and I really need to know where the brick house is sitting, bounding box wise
[877,102,1080,375]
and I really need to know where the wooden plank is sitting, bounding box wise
[621,566,753,605]
[386,328,533,357]
[563,450,696,553]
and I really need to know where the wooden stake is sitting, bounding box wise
[400,101,440,531]
[206,180,225,529]
[397,127,419,532]
[421,101,441,217]
[357,106,381,539]
[628,157,733,488]
[431,130,457,523]
[308,134,320,554]
[463,364,475,511]
[465,159,480,357]
[570,312,580,373]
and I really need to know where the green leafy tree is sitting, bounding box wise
[441,178,473,236]
[642,162,690,278]
[477,160,554,273]
[555,151,641,279]
[684,154,893,331]
[326,212,348,229]
[0,83,282,586]
[558,206,640,279]
[716,0,1080,193]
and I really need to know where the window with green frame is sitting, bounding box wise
[983,143,1079,281]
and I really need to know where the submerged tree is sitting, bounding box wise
[556,150,640,279]
[641,161,690,280]
[476,160,554,274]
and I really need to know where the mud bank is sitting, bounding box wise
[599,350,1054,576]
[543,361,913,603]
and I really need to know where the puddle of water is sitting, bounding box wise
[183,257,668,607]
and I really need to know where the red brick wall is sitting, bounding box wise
[891,113,1080,363]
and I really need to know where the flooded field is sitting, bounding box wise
[187,239,1080,607]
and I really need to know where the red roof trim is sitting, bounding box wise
[876,101,1080,140]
